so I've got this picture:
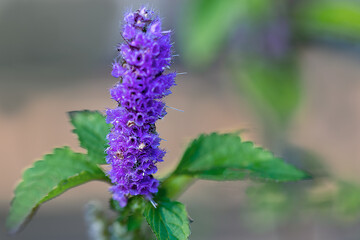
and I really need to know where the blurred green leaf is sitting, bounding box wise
[69,110,110,164]
[242,145,327,229]
[244,180,360,230]
[144,200,190,240]
[310,181,360,221]
[6,147,109,233]
[237,60,301,126]
[174,133,310,182]
[245,183,292,230]
[335,182,360,219]
[179,0,272,67]
[295,0,360,41]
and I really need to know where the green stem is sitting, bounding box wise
[159,175,194,200]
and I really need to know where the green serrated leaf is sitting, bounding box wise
[174,133,310,182]
[144,200,190,240]
[295,0,360,41]
[6,147,109,233]
[69,110,110,164]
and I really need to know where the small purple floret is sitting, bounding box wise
[106,7,176,207]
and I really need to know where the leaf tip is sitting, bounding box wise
[302,171,313,180]
[67,110,80,121]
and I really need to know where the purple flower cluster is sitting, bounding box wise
[105,8,176,207]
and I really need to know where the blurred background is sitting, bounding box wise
[1,0,360,239]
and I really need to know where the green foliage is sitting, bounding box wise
[180,0,360,67]
[310,181,360,221]
[109,197,191,240]
[144,200,191,240]
[179,0,272,67]
[179,0,240,67]
[7,111,311,239]
[244,180,360,230]
[6,147,109,234]
[85,200,152,240]
[245,183,293,230]
[237,60,302,126]
[334,182,360,219]
[110,196,146,227]
[69,110,110,164]
[173,133,309,182]
[295,0,360,41]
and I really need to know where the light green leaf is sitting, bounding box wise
[6,147,109,233]
[334,182,360,219]
[244,183,292,231]
[144,200,190,240]
[179,0,271,67]
[237,59,302,126]
[295,0,360,41]
[69,110,110,164]
[174,133,310,182]
[310,181,360,221]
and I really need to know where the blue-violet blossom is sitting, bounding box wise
[106,8,175,207]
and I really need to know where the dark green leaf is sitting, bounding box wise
[295,0,360,41]
[69,110,110,164]
[174,133,310,182]
[6,147,109,233]
[127,214,144,231]
[144,200,190,240]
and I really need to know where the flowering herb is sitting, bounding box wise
[105,8,176,207]
[6,7,310,240]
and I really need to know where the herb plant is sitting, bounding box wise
[6,7,310,240]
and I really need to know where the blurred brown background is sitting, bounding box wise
[1,0,360,239]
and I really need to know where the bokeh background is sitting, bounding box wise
[1,0,360,239]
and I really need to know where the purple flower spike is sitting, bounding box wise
[106,8,176,207]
